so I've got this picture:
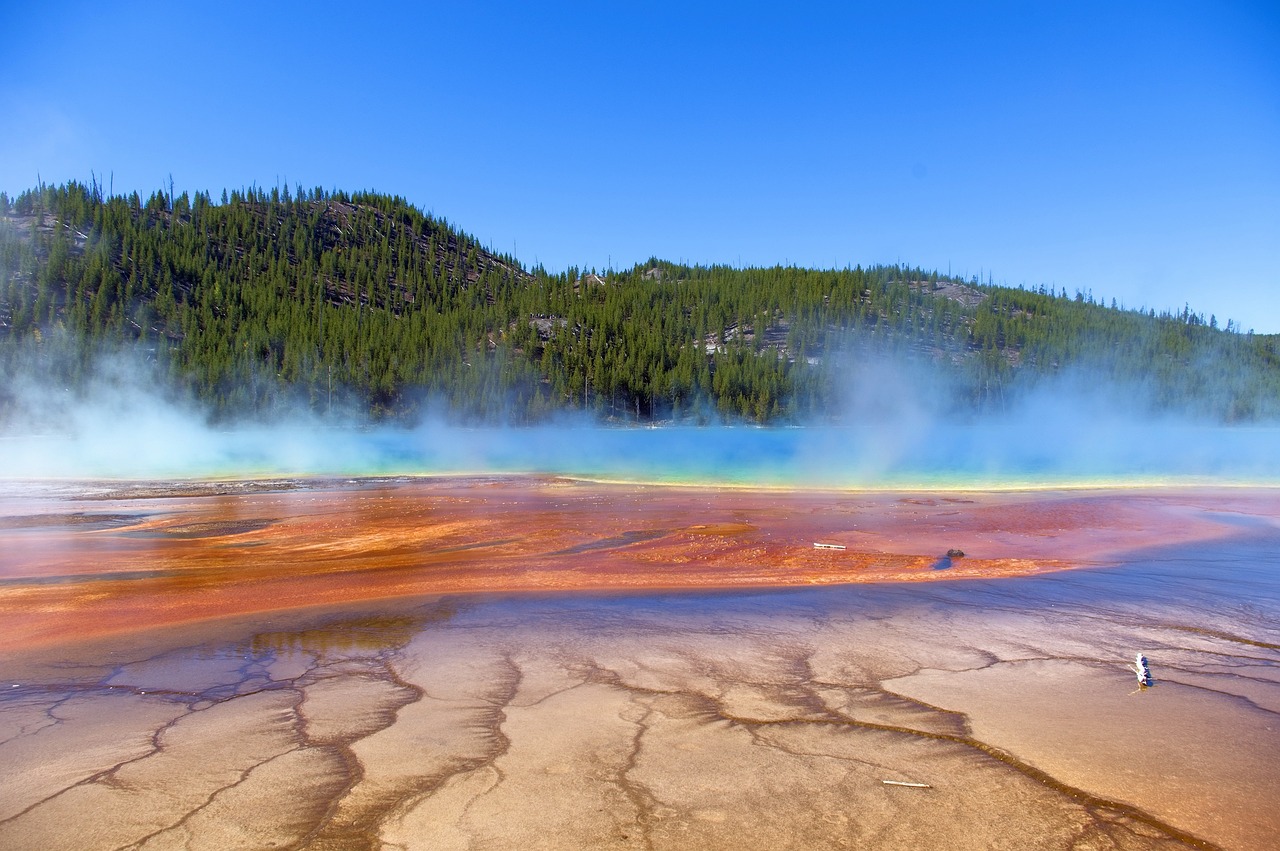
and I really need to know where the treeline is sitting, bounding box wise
[1,180,1277,424]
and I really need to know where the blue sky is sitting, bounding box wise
[4,1,1278,330]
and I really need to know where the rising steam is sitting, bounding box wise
[0,341,1277,487]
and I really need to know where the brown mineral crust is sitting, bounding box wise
[0,477,1272,653]
[3,479,1279,851]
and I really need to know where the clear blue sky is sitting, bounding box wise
[4,1,1278,330]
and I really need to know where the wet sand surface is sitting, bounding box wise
[0,478,1277,849]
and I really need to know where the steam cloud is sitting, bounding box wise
[1,343,1277,487]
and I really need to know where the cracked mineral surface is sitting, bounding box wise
[0,478,1277,849]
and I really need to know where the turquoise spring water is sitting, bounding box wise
[6,422,1276,489]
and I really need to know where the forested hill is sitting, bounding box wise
[2,181,1278,425]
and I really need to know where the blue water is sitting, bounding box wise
[5,422,1279,487]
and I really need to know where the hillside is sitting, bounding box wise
[2,181,1278,424]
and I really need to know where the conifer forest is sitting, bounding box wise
[2,181,1277,425]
